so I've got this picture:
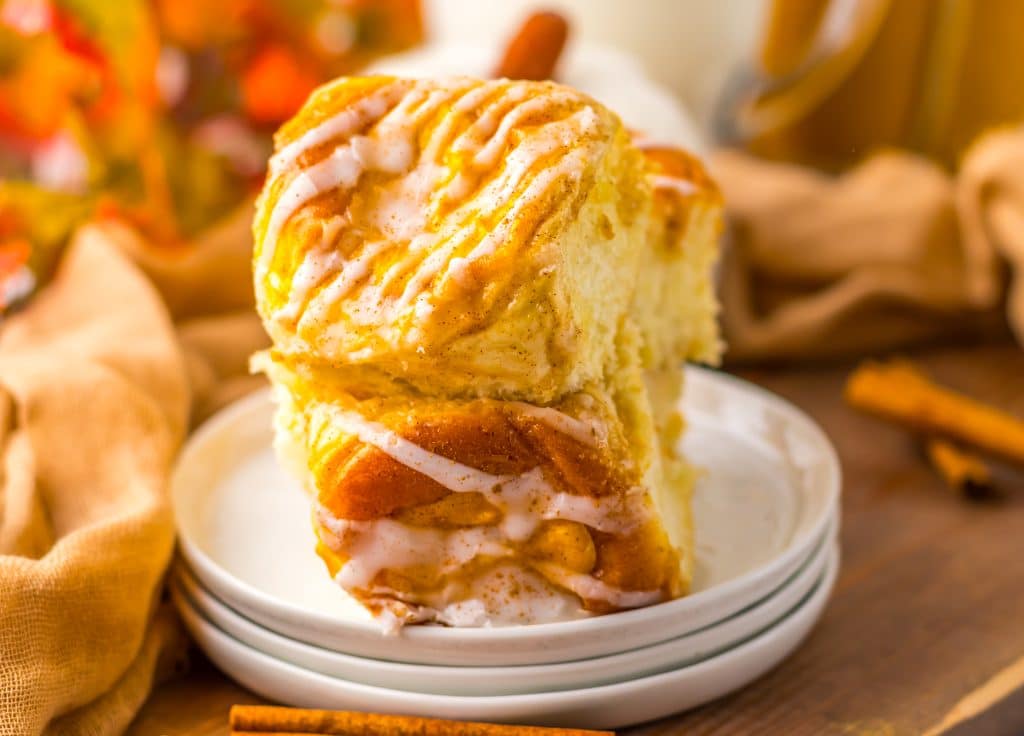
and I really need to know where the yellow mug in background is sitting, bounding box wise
[716,0,1024,170]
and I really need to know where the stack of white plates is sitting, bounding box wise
[170,367,841,731]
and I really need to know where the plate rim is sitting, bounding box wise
[174,542,839,728]
[172,516,835,694]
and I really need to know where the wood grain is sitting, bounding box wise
[127,343,1024,736]
[924,654,1024,735]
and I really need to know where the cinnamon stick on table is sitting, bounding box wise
[845,360,1024,465]
[925,438,995,499]
[230,705,613,736]
[493,11,570,81]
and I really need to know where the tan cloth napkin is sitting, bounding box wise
[0,201,266,734]
[714,133,1024,362]
[958,129,1024,347]
[0,228,189,735]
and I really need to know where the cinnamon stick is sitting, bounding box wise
[845,360,1024,465]
[229,705,613,736]
[925,438,995,499]
[493,11,570,81]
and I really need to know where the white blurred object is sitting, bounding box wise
[31,133,88,193]
[369,43,707,154]
[418,0,766,126]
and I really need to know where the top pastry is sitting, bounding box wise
[254,76,655,402]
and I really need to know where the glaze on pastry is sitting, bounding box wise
[253,76,722,627]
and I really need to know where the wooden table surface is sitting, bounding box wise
[128,343,1024,736]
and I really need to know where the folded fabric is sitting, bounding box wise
[0,200,269,733]
[0,228,189,735]
[714,139,1021,362]
[958,129,1024,348]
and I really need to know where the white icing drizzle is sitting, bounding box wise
[274,217,345,322]
[540,565,665,608]
[470,89,580,168]
[260,145,363,277]
[421,80,515,161]
[321,406,632,534]
[266,78,484,314]
[393,103,594,306]
[269,82,406,177]
[311,405,660,618]
[505,401,599,447]
[260,77,609,337]
[392,105,596,313]
[359,564,587,628]
[259,81,415,279]
[316,503,660,618]
[318,515,508,590]
[326,407,502,494]
[650,173,697,198]
[461,143,589,266]
[297,240,390,330]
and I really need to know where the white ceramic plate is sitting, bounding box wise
[172,367,840,666]
[175,543,838,730]
[172,517,834,696]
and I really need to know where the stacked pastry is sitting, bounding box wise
[252,76,722,628]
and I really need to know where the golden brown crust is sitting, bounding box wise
[308,399,681,609]
[316,405,633,518]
